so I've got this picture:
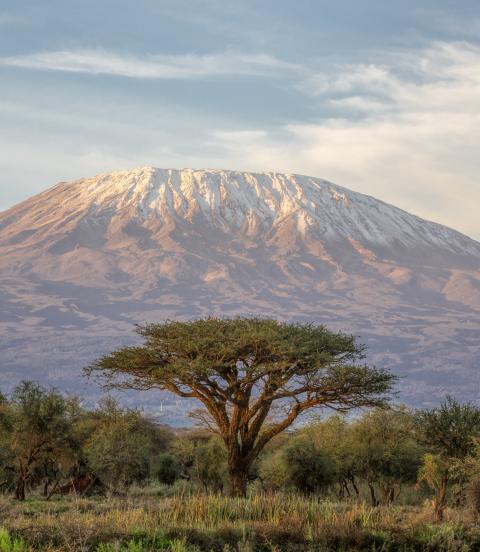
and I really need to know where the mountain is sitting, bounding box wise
[1,167,479,419]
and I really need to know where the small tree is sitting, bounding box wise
[84,398,165,490]
[350,408,422,506]
[301,415,360,498]
[86,318,395,497]
[8,381,73,500]
[416,397,480,521]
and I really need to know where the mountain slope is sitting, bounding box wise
[1,168,479,417]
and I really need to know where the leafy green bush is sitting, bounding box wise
[156,454,182,486]
[284,437,337,494]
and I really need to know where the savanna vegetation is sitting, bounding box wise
[1,318,480,551]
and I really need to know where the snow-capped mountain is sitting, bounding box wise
[1,168,479,415]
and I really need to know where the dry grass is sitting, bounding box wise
[1,492,480,551]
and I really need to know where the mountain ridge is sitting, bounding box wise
[0,168,479,418]
[3,167,478,251]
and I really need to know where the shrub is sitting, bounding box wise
[156,454,182,486]
[284,438,337,494]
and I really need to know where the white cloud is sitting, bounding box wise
[300,63,394,98]
[0,49,298,79]
[300,42,480,112]
[209,42,480,239]
[1,41,479,240]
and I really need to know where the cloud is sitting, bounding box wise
[300,63,394,98]
[209,42,480,239]
[299,42,480,112]
[1,40,479,240]
[0,49,298,79]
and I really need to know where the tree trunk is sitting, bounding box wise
[15,476,26,501]
[380,484,396,504]
[349,475,360,497]
[228,466,248,497]
[368,482,378,507]
[43,479,50,497]
[434,476,448,523]
[339,479,350,498]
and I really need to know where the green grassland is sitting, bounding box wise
[1,490,480,551]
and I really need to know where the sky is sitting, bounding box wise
[1,0,479,239]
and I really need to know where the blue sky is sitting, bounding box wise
[1,1,480,238]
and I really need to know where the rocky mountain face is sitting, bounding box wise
[1,167,479,419]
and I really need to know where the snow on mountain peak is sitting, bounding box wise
[1,167,479,270]
[51,167,478,256]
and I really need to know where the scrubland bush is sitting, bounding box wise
[2,381,480,549]
[2,383,480,516]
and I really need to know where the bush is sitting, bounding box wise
[156,454,182,486]
[284,438,337,494]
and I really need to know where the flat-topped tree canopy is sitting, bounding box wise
[86,317,396,496]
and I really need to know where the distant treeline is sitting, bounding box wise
[1,381,480,522]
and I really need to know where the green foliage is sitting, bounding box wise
[6,381,78,500]
[283,437,337,494]
[171,437,196,475]
[416,396,480,460]
[11,381,71,438]
[85,398,168,489]
[3,375,480,530]
[0,529,27,552]
[258,448,290,491]
[192,436,227,492]
[299,415,359,496]
[417,453,450,491]
[87,318,394,412]
[0,398,15,493]
[156,453,182,486]
[415,397,480,520]
[349,408,423,503]
[446,439,480,514]
[459,438,480,480]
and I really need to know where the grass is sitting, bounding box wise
[0,528,29,552]
[0,491,480,551]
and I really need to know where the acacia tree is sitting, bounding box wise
[8,381,74,500]
[301,415,361,498]
[350,408,422,506]
[416,397,480,522]
[86,317,396,497]
[84,398,168,490]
